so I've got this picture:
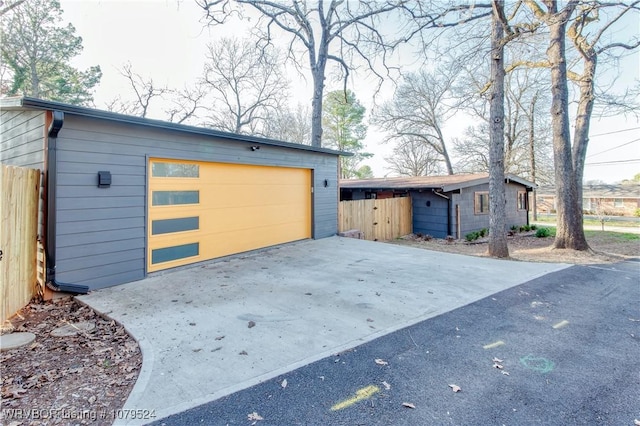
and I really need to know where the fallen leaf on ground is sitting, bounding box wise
[239,350,248,355]
[248,321,256,328]
[248,412,263,421]
[382,381,391,390]
[448,384,462,393]
[215,335,225,340]
[281,379,287,388]
[502,371,510,376]
[374,358,388,366]
[634,419,640,425]
[402,402,415,409]
[493,363,504,369]
[492,357,503,363]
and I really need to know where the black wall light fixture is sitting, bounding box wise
[250,145,260,151]
[97,171,111,188]
[323,179,329,187]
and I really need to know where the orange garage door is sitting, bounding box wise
[147,158,312,272]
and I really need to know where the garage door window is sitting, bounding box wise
[152,243,199,264]
[152,217,199,235]
[152,162,199,178]
[152,190,199,206]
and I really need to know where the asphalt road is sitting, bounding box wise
[153,260,640,426]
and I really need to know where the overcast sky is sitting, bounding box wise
[60,0,640,183]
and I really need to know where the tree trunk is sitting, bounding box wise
[30,62,40,98]
[529,93,537,221]
[441,139,455,175]
[488,1,509,258]
[310,39,329,148]
[545,3,589,250]
[572,57,596,209]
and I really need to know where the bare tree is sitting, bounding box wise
[385,137,444,176]
[0,0,26,16]
[105,63,168,118]
[199,1,496,148]
[198,1,421,147]
[264,103,312,144]
[454,67,553,185]
[532,0,587,250]
[165,84,207,125]
[201,37,288,135]
[487,0,509,258]
[523,0,639,250]
[375,68,459,175]
[567,1,640,210]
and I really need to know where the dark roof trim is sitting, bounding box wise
[340,173,536,192]
[0,96,352,157]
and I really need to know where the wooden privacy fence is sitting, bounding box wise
[339,197,412,241]
[1,164,41,322]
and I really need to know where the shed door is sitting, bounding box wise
[147,158,312,272]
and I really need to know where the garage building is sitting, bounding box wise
[1,97,345,291]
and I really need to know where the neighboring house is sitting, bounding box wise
[340,173,535,239]
[1,97,346,291]
[536,184,640,216]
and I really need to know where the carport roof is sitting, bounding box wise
[0,96,352,157]
[340,173,536,192]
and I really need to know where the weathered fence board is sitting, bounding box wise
[339,197,412,241]
[1,164,41,322]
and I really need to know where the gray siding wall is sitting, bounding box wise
[55,114,339,289]
[411,191,449,238]
[505,183,529,228]
[452,183,529,238]
[0,110,45,168]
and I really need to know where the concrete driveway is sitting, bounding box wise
[77,237,568,424]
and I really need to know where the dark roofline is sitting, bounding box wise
[0,96,352,157]
[340,173,536,192]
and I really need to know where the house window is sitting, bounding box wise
[474,191,489,215]
[517,191,528,210]
[614,198,624,208]
[365,192,377,199]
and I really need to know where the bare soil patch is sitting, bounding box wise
[391,230,639,264]
[1,297,141,425]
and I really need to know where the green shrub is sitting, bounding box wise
[535,227,551,238]
[479,228,488,237]
[510,225,518,231]
[465,231,479,242]
[635,208,640,218]
[530,224,538,230]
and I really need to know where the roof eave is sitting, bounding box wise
[1,96,352,157]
